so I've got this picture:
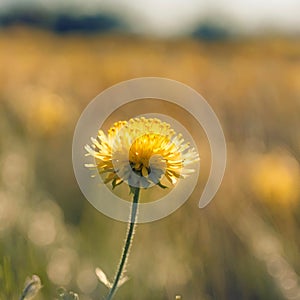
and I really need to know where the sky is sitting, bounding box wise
[0,0,299,36]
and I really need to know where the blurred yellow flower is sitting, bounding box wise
[85,117,199,189]
[251,151,300,206]
[12,86,71,136]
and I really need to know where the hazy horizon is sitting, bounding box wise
[0,0,299,36]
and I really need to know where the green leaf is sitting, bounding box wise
[112,178,123,189]
[157,181,168,189]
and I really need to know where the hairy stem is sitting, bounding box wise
[106,187,140,300]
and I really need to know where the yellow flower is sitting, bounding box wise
[85,117,199,189]
[251,151,300,207]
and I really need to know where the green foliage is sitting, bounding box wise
[0,257,14,299]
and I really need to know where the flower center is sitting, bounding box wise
[128,133,169,177]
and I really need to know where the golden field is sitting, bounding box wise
[0,27,300,299]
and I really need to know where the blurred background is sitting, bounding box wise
[0,0,300,299]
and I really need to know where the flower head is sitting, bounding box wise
[85,117,199,189]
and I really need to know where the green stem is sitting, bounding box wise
[106,187,140,300]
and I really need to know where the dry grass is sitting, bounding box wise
[0,27,299,299]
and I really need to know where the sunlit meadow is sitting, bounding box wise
[0,26,299,299]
